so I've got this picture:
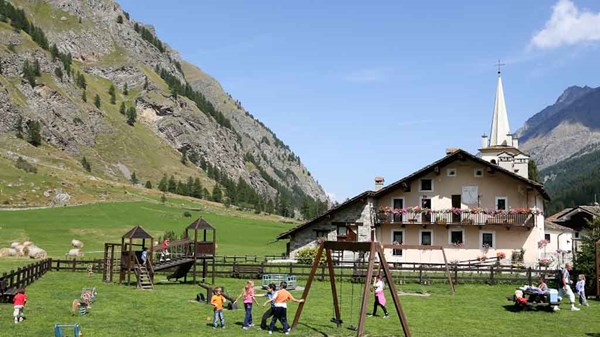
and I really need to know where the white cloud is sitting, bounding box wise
[531,0,600,49]
[342,67,394,83]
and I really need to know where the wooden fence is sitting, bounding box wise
[0,259,52,302]
[38,258,557,286]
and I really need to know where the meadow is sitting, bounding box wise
[2,202,600,336]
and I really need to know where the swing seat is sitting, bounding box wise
[330,317,343,324]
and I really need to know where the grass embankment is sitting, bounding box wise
[0,272,599,337]
[0,201,292,271]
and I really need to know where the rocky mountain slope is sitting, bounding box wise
[0,0,328,214]
[516,85,600,168]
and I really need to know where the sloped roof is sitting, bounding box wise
[122,225,153,239]
[544,220,573,232]
[545,208,573,224]
[276,191,373,240]
[186,218,215,230]
[374,149,550,200]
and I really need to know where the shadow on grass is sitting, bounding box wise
[297,322,329,337]
[585,334,600,337]
[502,304,523,313]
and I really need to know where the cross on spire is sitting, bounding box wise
[495,59,505,75]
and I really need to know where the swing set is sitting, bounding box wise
[291,240,411,337]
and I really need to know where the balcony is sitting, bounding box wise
[376,209,536,228]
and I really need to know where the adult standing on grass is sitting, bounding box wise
[260,283,277,330]
[264,281,304,335]
[13,288,27,324]
[558,263,580,311]
[368,274,389,318]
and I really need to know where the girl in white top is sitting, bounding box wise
[370,274,389,318]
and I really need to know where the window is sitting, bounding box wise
[481,232,495,248]
[337,225,347,236]
[544,234,551,243]
[575,232,580,239]
[420,230,433,246]
[449,230,464,245]
[420,178,433,192]
[315,230,329,239]
[446,168,457,177]
[474,168,483,177]
[392,230,404,256]
[495,197,507,211]
[392,198,404,222]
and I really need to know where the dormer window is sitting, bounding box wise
[474,169,483,177]
[446,169,457,177]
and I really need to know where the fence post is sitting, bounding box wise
[527,267,532,285]
[490,265,495,285]
[454,264,458,285]
[419,265,423,284]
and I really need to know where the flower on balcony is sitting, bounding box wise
[538,257,553,267]
[496,252,506,259]
[538,239,549,249]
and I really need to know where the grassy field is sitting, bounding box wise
[0,201,292,271]
[0,272,599,337]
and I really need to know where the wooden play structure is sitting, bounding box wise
[102,218,216,288]
[291,240,411,337]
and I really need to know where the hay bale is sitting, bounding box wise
[22,246,30,256]
[15,245,25,256]
[68,248,84,257]
[71,239,84,248]
[23,241,33,247]
[6,248,17,256]
[28,247,47,259]
[10,242,20,248]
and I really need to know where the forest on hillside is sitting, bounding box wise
[541,145,600,215]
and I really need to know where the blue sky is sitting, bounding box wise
[118,0,600,202]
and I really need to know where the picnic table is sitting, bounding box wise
[508,286,560,311]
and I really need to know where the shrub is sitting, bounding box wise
[16,156,37,173]
[296,246,325,265]
[183,211,192,218]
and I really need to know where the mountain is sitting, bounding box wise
[516,85,600,168]
[0,0,328,217]
[516,85,600,214]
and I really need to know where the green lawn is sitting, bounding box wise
[0,201,291,271]
[0,272,599,337]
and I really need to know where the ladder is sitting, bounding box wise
[135,265,154,290]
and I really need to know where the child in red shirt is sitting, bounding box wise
[13,288,27,324]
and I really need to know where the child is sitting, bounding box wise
[13,288,27,324]
[210,287,226,329]
[160,239,170,262]
[369,274,389,318]
[538,275,548,291]
[235,280,258,330]
[264,281,304,335]
[576,274,589,306]
[260,283,277,330]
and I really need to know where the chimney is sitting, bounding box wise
[445,148,459,155]
[506,133,513,146]
[512,137,519,148]
[375,177,385,191]
[481,134,488,149]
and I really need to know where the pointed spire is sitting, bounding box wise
[489,71,510,146]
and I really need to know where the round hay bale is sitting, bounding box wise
[10,242,20,248]
[71,239,84,248]
[7,248,17,256]
[68,248,84,257]
[28,247,47,259]
[22,246,30,256]
[23,241,33,247]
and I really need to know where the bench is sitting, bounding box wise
[0,287,17,303]
[231,264,263,279]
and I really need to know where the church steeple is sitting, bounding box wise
[489,70,511,147]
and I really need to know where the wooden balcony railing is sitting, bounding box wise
[377,211,535,227]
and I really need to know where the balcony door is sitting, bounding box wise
[421,198,431,223]
[393,198,404,223]
[451,195,461,223]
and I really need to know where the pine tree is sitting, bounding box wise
[94,94,101,108]
[126,106,137,125]
[26,120,42,146]
[160,193,166,204]
[576,217,600,294]
[54,66,63,81]
[119,102,126,114]
[116,15,123,24]
[145,180,152,189]
[33,59,40,76]
[143,76,149,90]
[212,184,223,203]
[76,73,86,89]
[130,171,139,184]
[108,84,116,104]
[167,175,176,193]
[158,174,168,192]
[123,83,128,96]
[81,156,91,172]
[192,178,202,199]
[82,90,87,102]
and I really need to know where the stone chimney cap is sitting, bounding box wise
[445,148,460,155]
[375,177,385,182]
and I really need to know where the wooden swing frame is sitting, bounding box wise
[291,240,411,337]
